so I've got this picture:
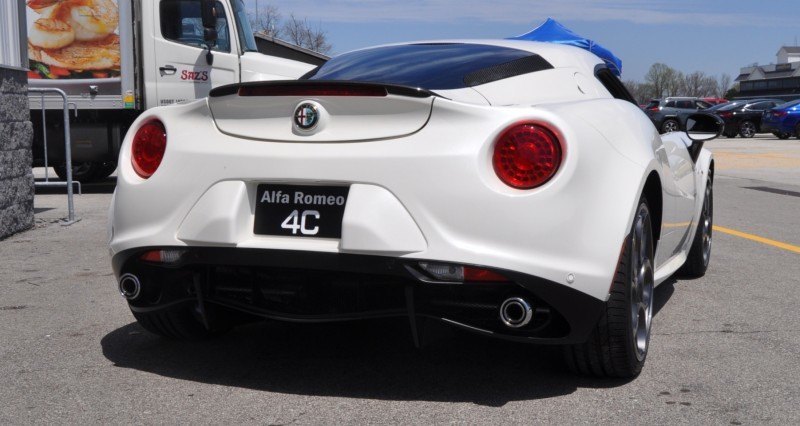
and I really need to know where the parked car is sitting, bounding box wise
[644,97,713,133]
[705,99,748,112]
[109,40,719,378]
[715,99,783,138]
[761,99,800,139]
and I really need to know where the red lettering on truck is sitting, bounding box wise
[180,70,209,81]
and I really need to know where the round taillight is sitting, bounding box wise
[492,123,562,189]
[131,120,167,179]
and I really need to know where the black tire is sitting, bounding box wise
[724,131,737,138]
[776,132,791,140]
[564,198,655,378]
[661,119,679,134]
[796,124,800,139]
[738,120,756,138]
[132,304,231,340]
[54,162,100,183]
[94,161,117,180]
[678,176,713,278]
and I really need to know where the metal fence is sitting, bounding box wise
[28,87,80,225]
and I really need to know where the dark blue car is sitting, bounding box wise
[761,99,800,139]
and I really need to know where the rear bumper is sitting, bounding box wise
[722,121,739,134]
[760,120,792,134]
[113,247,605,345]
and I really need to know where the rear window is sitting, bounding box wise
[304,43,553,90]
[776,99,800,109]
[748,101,773,110]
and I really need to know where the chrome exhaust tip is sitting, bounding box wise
[119,273,142,301]
[499,297,533,328]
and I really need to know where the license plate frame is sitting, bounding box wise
[254,184,350,238]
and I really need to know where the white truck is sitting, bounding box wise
[27,0,315,181]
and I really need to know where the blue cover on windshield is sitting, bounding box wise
[508,18,623,77]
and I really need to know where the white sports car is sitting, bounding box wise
[109,40,721,377]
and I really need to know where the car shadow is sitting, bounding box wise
[101,316,633,406]
[654,277,677,317]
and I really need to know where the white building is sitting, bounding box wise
[736,46,800,101]
[777,46,800,64]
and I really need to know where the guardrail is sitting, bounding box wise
[28,88,80,226]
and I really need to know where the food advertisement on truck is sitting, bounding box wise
[26,0,121,96]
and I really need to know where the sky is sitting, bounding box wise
[244,0,800,82]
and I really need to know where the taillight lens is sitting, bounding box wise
[140,249,186,264]
[131,120,167,179]
[417,262,509,282]
[773,111,788,118]
[463,267,508,282]
[718,112,733,118]
[493,123,562,189]
[647,106,659,112]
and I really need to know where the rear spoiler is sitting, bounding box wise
[209,81,438,99]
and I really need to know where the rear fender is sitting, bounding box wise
[687,148,714,243]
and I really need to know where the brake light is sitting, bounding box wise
[773,111,788,118]
[718,112,733,118]
[464,267,509,282]
[647,106,659,112]
[131,120,167,179]
[238,84,387,97]
[493,123,563,189]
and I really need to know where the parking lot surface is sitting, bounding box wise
[1,135,799,424]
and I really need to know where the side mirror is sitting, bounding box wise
[201,0,218,45]
[684,112,722,142]
[682,112,722,162]
[201,0,217,65]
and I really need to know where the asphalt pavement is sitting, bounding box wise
[1,135,798,424]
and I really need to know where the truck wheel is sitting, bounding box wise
[564,197,654,378]
[677,176,713,278]
[54,162,100,183]
[131,304,232,340]
[94,161,118,180]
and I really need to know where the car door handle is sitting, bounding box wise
[159,65,177,76]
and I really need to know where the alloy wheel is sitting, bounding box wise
[701,182,713,266]
[662,120,679,133]
[740,122,756,138]
[629,204,654,361]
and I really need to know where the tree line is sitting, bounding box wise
[248,3,332,54]
[624,63,738,104]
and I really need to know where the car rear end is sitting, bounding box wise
[643,99,664,127]
[762,100,800,136]
[109,42,645,345]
